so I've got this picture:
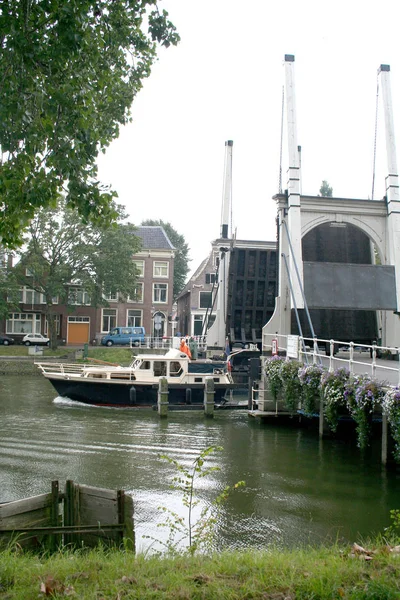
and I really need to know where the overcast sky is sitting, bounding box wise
[96,0,400,276]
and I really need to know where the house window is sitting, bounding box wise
[68,316,90,322]
[153,283,168,303]
[68,288,91,305]
[133,260,144,277]
[45,315,61,335]
[25,289,45,305]
[193,314,203,336]
[212,251,219,268]
[102,308,117,332]
[6,313,41,334]
[205,273,217,284]
[153,261,169,278]
[127,309,142,327]
[128,282,143,303]
[104,291,118,302]
[199,291,212,309]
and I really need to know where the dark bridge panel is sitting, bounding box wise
[304,262,397,310]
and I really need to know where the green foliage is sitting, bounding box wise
[11,200,141,348]
[145,446,245,555]
[264,356,284,401]
[385,509,400,541]
[279,359,302,412]
[320,367,350,432]
[141,219,190,298]
[319,180,333,197]
[298,364,324,415]
[345,375,384,450]
[0,0,180,247]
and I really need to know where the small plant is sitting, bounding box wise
[384,509,400,541]
[345,375,384,450]
[144,446,245,555]
[382,387,400,462]
[298,364,324,415]
[264,356,285,401]
[279,360,302,412]
[320,367,350,432]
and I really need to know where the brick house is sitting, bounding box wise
[1,226,175,344]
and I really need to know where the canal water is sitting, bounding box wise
[1,375,399,553]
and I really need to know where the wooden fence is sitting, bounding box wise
[0,480,134,552]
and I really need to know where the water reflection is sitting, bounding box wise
[0,375,399,552]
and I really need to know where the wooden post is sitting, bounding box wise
[157,377,169,417]
[204,377,215,417]
[382,413,388,465]
[64,480,80,547]
[49,480,60,552]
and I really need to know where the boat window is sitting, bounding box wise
[140,361,151,370]
[169,361,183,377]
[154,361,167,376]
[194,377,203,382]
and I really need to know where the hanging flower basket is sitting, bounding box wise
[345,375,384,450]
[280,359,303,412]
[264,356,285,401]
[320,367,351,432]
[382,387,400,462]
[298,364,324,416]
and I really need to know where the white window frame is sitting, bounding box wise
[153,283,168,303]
[104,291,118,302]
[133,260,145,277]
[153,261,169,278]
[102,308,117,332]
[45,315,61,336]
[127,282,144,303]
[199,291,213,309]
[68,288,91,305]
[126,309,142,327]
[6,313,41,334]
[68,316,90,323]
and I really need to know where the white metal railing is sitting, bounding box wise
[263,333,400,386]
[130,335,208,352]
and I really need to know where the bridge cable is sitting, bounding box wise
[371,74,380,200]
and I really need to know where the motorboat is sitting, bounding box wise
[36,349,237,408]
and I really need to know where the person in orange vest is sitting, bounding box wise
[180,337,192,359]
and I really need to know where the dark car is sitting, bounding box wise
[0,334,15,346]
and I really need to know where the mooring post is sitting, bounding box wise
[157,377,169,417]
[381,413,388,465]
[319,395,324,438]
[204,377,215,417]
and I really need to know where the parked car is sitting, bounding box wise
[0,334,15,346]
[22,333,50,346]
[101,326,146,347]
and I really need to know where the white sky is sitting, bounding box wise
[96,0,400,277]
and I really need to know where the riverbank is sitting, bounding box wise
[1,543,400,598]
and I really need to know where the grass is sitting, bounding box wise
[0,543,400,599]
[0,345,135,364]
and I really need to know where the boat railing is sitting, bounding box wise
[36,362,86,375]
[133,336,208,351]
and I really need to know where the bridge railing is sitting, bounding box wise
[263,333,400,386]
[130,336,208,352]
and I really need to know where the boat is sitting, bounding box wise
[36,349,238,408]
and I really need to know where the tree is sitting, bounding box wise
[12,201,141,348]
[319,180,333,197]
[0,1,179,248]
[141,219,190,298]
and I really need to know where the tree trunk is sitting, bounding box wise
[46,306,58,350]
